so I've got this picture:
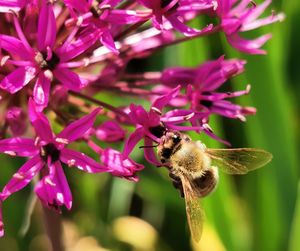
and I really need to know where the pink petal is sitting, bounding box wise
[1,155,43,201]
[144,137,161,166]
[95,120,126,142]
[33,72,51,111]
[0,0,26,13]
[100,28,118,54]
[5,107,27,136]
[152,85,180,110]
[101,148,144,179]
[57,29,99,62]
[64,0,89,13]
[28,98,54,141]
[105,10,149,24]
[0,34,32,59]
[0,66,37,94]
[0,137,38,157]
[241,13,285,32]
[58,108,100,142]
[123,126,144,158]
[35,161,72,210]
[167,15,202,37]
[37,3,56,50]
[243,0,271,24]
[227,33,272,54]
[60,148,109,173]
[129,104,150,125]
[54,67,85,91]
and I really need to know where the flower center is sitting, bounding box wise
[35,51,60,71]
[199,92,213,108]
[40,143,60,163]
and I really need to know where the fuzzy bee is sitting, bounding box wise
[157,131,272,242]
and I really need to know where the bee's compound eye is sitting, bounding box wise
[172,135,181,144]
[161,148,172,159]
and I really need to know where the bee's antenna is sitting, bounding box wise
[139,143,159,149]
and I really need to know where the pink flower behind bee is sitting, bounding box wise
[100,148,144,181]
[5,107,27,136]
[95,121,126,142]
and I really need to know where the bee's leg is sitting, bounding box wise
[169,172,184,198]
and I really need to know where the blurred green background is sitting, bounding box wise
[0,0,300,250]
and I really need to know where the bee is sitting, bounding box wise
[157,131,273,242]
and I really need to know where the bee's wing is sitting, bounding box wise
[205,148,273,174]
[179,174,204,242]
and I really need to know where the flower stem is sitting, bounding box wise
[69,90,130,119]
[42,205,64,251]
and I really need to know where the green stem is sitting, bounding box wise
[42,205,64,251]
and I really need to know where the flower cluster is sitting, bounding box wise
[0,0,283,236]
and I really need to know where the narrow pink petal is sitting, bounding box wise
[1,155,43,201]
[54,67,85,91]
[241,13,285,32]
[0,0,26,13]
[0,34,32,59]
[227,33,272,54]
[64,0,89,13]
[152,85,180,110]
[0,137,38,157]
[95,120,126,142]
[167,15,201,37]
[129,104,150,125]
[0,66,37,94]
[37,3,56,50]
[105,10,149,24]
[5,107,27,136]
[57,29,99,62]
[144,137,161,166]
[28,98,53,141]
[33,72,51,111]
[123,127,144,158]
[58,108,100,142]
[100,28,118,54]
[60,148,109,173]
[35,162,72,209]
[101,148,144,179]
[243,0,271,24]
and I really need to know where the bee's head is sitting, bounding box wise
[157,131,189,164]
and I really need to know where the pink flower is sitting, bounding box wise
[0,3,99,110]
[65,0,150,53]
[160,56,255,120]
[100,148,144,181]
[5,106,27,136]
[122,86,180,163]
[138,0,214,36]
[95,120,126,142]
[0,99,108,236]
[216,0,285,54]
[123,86,204,164]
